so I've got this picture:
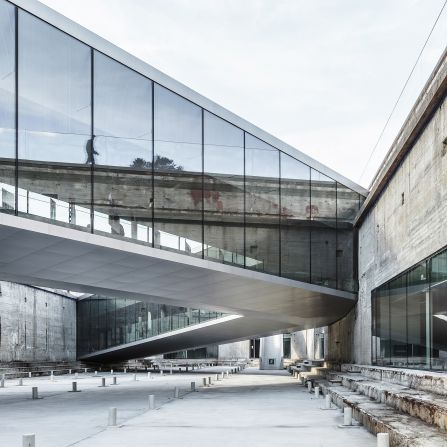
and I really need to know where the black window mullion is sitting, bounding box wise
[14,5,18,215]
[90,48,94,233]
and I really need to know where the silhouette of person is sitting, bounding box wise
[85,138,99,164]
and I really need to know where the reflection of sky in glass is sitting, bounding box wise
[245,133,279,178]
[204,111,243,176]
[281,152,309,181]
[95,52,152,139]
[154,84,202,172]
[0,0,15,159]
[18,10,91,163]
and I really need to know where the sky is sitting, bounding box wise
[39,0,447,188]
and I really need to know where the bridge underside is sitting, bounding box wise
[0,213,356,358]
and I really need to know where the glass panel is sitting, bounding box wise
[93,52,153,243]
[280,153,310,282]
[310,169,336,288]
[0,0,16,213]
[153,84,202,256]
[375,284,390,365]
[18,11,91,230]
[389,275,407,366]
[336,184,360,292]
[245,134,280,275]
[407,262,430,369]
[431,250,447,370]
[203,112,244,266]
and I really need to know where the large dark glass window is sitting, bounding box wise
[93,52,152,243]
[245,134,280,275]
[18,11,91,229]
[337,184,360,292]
[153,85,202,256]
[374,284,390,365]
[431,251,447,370]
[407,262,429,369]
[389,275,407,366]
[280,153,310,282]
[310,169,336,288]
[203,112,244,266]
[0,0,16,213]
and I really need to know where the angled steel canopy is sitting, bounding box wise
[0,213,355,332]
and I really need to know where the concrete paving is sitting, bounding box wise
[0,367,376,447]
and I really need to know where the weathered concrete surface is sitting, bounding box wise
[259,334,283,369]
[325,384,447,446]
[0,367,376,447]
[329,65,447,365]
[290,327,327,360]
[0,281,76,363]
[218,340,250,360]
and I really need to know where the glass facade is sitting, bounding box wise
[372,246,447,370]
[0,0,365,292]
[77,296,225,357]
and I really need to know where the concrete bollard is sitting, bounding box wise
[202,377,207,387]
[147,372,151,379]
[101,378,106,387]
[221,372,224,380]
[225,371,229,378]
[307,381,312,392]
[95,371,98,376]
[50,372,54,382]
[0,378,5,388]
[208,376,212,385]
[160,370,164,376]
[108,407,117,426]
[69,369,72,375]
[72,382,78,392]
[110,369,113,375]
[124,368,127,374]
[325,394,331,409]
[84,368,87,374]
[174,387,179,398]
[22,434,35,447]
[314,386,320,398]
[133,374,137,381]
[170,368,173,375]
[191,381,196,391]
[377,433,390,447]
[148,394,155,410]
[28,372,32,378]
[186,366,189,372]
[216,374,220,381]
[75,372,78,379]
[343,407,353,426]
[32,387,38,400]
[112,376,117,385]
[18,378,23,386]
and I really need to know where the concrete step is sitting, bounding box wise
[336,372,447,431]
[324,385,447,447]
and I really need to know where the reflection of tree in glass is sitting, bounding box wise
[131,156,183,171]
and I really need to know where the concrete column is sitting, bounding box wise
[101,378,106,387]
[148,394,155,410]
[133,374,137,381]
[314,386,320,398]
[18,378,23,386]
[32,387,38,400]
[377,433,390,447]
[112,376,117,385]
[22,434,35,447]
[325,394,331,409]
[108,408,117,426]
[259,335,283,370]
[202,378,207,387]
[343,407,352,426]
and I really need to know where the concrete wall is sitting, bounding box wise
[290,327,326,360]
[329,92,447,364]
[0,281,76,363]
[218,340,250,360]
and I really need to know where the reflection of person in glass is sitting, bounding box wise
[109,215,125,236]
[85,138,99,164]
